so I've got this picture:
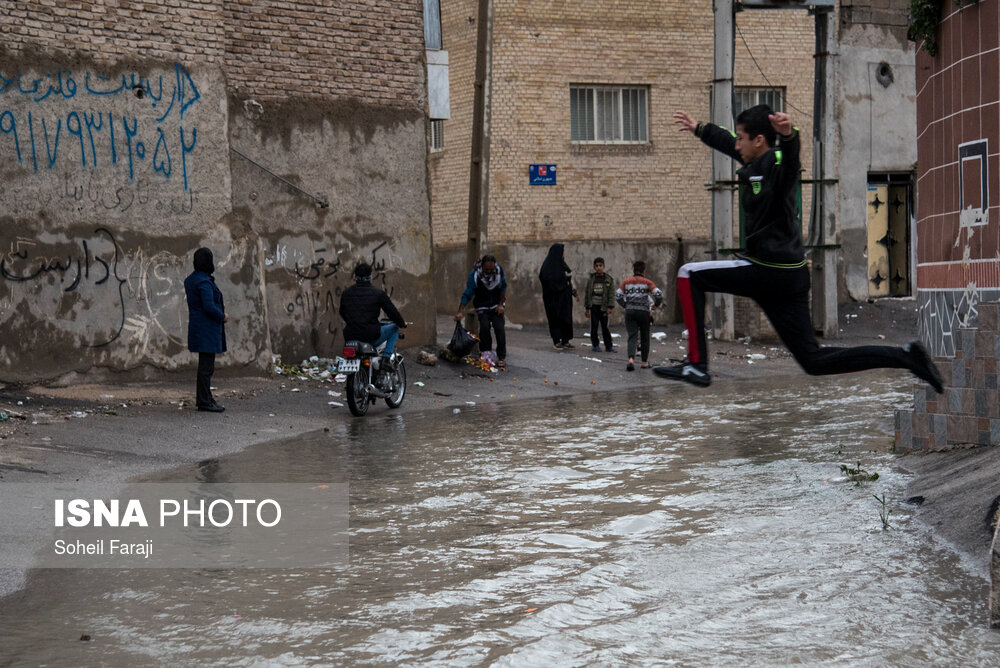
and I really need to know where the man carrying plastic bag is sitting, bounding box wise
[454,254,507,370]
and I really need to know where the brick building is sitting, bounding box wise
[897,0,1000,453]
[430,0,919,332]
[0,1,435,382]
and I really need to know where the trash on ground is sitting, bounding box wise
[273,357,340,382]
[583,356,602,363]
[413,381,425,387]
[328,401,344,407]
[416,351,438,366]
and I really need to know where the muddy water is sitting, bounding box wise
[3,372,1000,666]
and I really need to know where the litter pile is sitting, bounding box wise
[272,355,341,383]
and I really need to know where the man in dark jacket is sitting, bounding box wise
[339,262,406,360]
[454,254,507,369]
[659,105,942,393]
[184,247,228,412]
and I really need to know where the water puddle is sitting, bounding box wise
[2,371,998,665]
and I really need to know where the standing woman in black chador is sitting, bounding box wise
[538,243,575,349]
[184,247,228,412]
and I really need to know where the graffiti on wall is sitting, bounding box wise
[918,283,981,358]
[265,239,395,342]
[0,64,204,218]
[0,229,185,353]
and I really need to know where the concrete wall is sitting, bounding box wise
[0,1,435,383]
[837,2,918,302]
[228,98,435,363]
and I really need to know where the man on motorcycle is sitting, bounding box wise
[339,262,406,363]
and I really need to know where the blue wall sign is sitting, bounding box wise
[529,164,557,185]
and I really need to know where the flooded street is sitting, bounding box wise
[3,372,999,665]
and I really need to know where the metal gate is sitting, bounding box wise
[866,179,911,297]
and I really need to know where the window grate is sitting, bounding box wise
[571,85,648,144]
[429,119,444,152]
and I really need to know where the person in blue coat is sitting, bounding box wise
[184,247,228,412]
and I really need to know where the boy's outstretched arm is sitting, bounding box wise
[769,112,792,136]
[676,109,743,163]
[673,110,698,133]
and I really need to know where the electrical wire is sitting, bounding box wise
[735,22,813,119]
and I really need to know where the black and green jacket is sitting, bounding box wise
[696,122,806,269]
[584,272,616,310]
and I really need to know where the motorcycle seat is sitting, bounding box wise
[344,340,376,355]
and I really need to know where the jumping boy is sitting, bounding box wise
[658,105,942,392]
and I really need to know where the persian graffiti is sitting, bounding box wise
[265,239,395,339]
[0,64,201,190]
[0,229,184,349]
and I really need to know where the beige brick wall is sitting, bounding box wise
[224,0,425,105]
[431,0,817,251]
[4,1,227,61]
[3,1,425,107]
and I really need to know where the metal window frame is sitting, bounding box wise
[429,119,444,152]
[570,84,649,145]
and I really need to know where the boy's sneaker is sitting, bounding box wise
[653,362,711,387]
[592,345,601,352]
[606,346,616,353]
[905,341,943,393]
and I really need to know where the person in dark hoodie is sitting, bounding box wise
[184,247,228,412]
[538,243,575,349]
[340,262,407,363]
[660,105,943,393]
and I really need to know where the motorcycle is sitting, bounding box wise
[335,326,406,417]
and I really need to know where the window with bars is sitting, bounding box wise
[734,87,785,117]
[570,85,649,143]
[429,119,444,152]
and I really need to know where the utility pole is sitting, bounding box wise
[466,0,493,274]
[711,0,735,342]
[464,0,493,331]
[810,5,839,337]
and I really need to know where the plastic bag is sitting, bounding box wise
[481,350,498,368]
[448,321,478,357]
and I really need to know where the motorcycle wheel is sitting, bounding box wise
[346,366,371,417]
[384,360,406,408]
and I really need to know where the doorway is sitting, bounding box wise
[866,173,912,297]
